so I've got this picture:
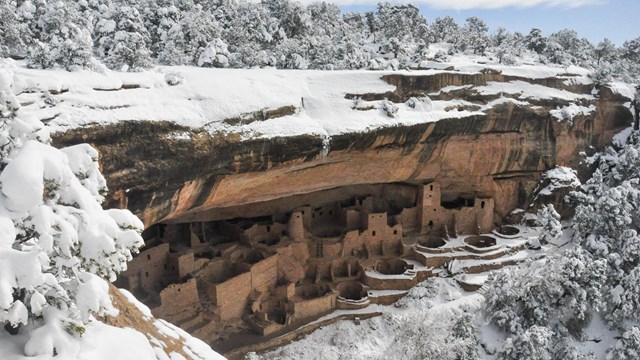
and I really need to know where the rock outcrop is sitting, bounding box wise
[50,71,632,227]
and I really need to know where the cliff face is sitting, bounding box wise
[50,71,633,227]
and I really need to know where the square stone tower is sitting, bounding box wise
[419,182,441,233]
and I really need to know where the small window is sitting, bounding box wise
[302,210,305,215]
[147,254,151,260]
[320,212,323,216]
[434,209,437,212]
[145,272,149,277]
[178,288,181,292]
[429,221,433,228]
[481,201,485,209]
[312,214,315,218]
[164,264,167,270]
[393,230,398,235]
[329,210,332,215]
[372,231,376,236]
[430,185,433,191]
[267,225,271,232]
[282,230,286,236]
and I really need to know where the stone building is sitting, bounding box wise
[116,181,497,341]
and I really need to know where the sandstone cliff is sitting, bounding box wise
[41,69,633,227]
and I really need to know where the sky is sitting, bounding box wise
[335,0,638,45]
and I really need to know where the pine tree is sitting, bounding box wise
[27,0,94,70]
[525,28,546,54]
[498,326,554,360]
[0,70,144,356]
[429,16,459,45]
[102,6,152,70]
[0,0,29,58]
[459,16,489,55]
[536,204,562,244]
[606,327,640,360]
[595,38,618,65]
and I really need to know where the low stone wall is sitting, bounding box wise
[363,272,417,290]
[336,296,370,310]
[413,243,527,268]
[224,312,383,360]
[369,292,407,305]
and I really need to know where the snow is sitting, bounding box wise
[251,278,485,360]
[118,290,226,360]
[477,80,593,101]
[538,166,581,197]
[549,103,596,123]
[613,126,634,147]
[0,59,600,142]
[0,312,225,360]
[364,270,415,280]
[454,273,489,286]
[608,81,636,100]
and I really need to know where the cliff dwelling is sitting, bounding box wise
[116,180,529,349]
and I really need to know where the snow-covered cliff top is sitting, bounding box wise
[2,58,636,141]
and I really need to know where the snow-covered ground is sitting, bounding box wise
[0,289,225,360]
[249,278,486,360]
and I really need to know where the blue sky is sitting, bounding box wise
[335,0,638,45]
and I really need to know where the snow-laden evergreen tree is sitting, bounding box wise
[222,1,282,67]
[0,0,29,58]
[197,38,230,67]
[100,6,152,71]
[369,2,427,67]
[458,16,490,55]
[263,0,311,40]
[498,325,554,360]
[491,27,525,65]
[305,2,343,69]
[428,16,459,45]
[451,312,479,360]
[141,0,186,58]
[568,131,640,328]
[335,12,374,69]
[606,327,640,360]
[525,28,547,55]
[274,38,309,69]
[0,69,143,356]
[536,204,562,244]
[485,247,606,336]
[157,4,225,66]
[623,37,640,59]
[91,0,116,58]
[595,38,618,66]
[27,0,94,70]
